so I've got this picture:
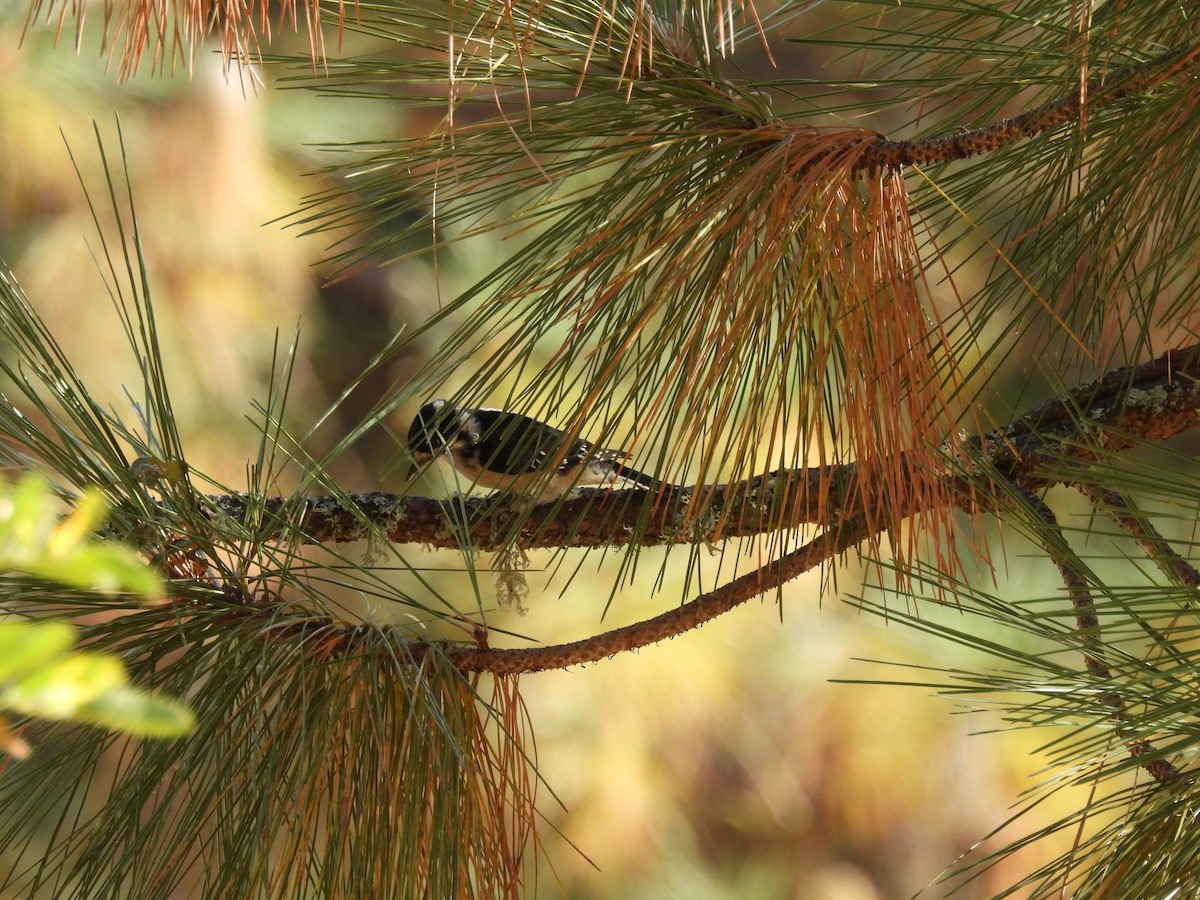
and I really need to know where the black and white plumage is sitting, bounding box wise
[405,400,658,502]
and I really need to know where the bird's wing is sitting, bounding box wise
[469,409,565,475]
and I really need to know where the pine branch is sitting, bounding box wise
[1071,485,1200,589]
[859,43,1200,172]
[207,342,1200,551]
[1017,486,1181,786]
[216,510,870,674]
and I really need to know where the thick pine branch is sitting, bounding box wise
[208,342,1200,551]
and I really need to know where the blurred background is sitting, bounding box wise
[0,5,1118,898]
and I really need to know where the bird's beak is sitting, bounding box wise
[400,450,434,496]
[398,452,417,494]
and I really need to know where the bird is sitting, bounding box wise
[405,400,659,503]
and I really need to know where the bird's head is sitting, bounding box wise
[406,400,463,460]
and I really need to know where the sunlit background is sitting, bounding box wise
[0,6,1128,897]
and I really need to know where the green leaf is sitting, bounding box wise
[1,652,127,720]
[45,488,109,555]
[24,543,163,596]
[0,619,76,683]
[76,687,196,738]
[0,473,56,564]
[0,473,162,598]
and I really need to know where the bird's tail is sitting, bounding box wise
[616,462,667,492]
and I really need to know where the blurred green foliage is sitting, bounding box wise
[0,474,193,757]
